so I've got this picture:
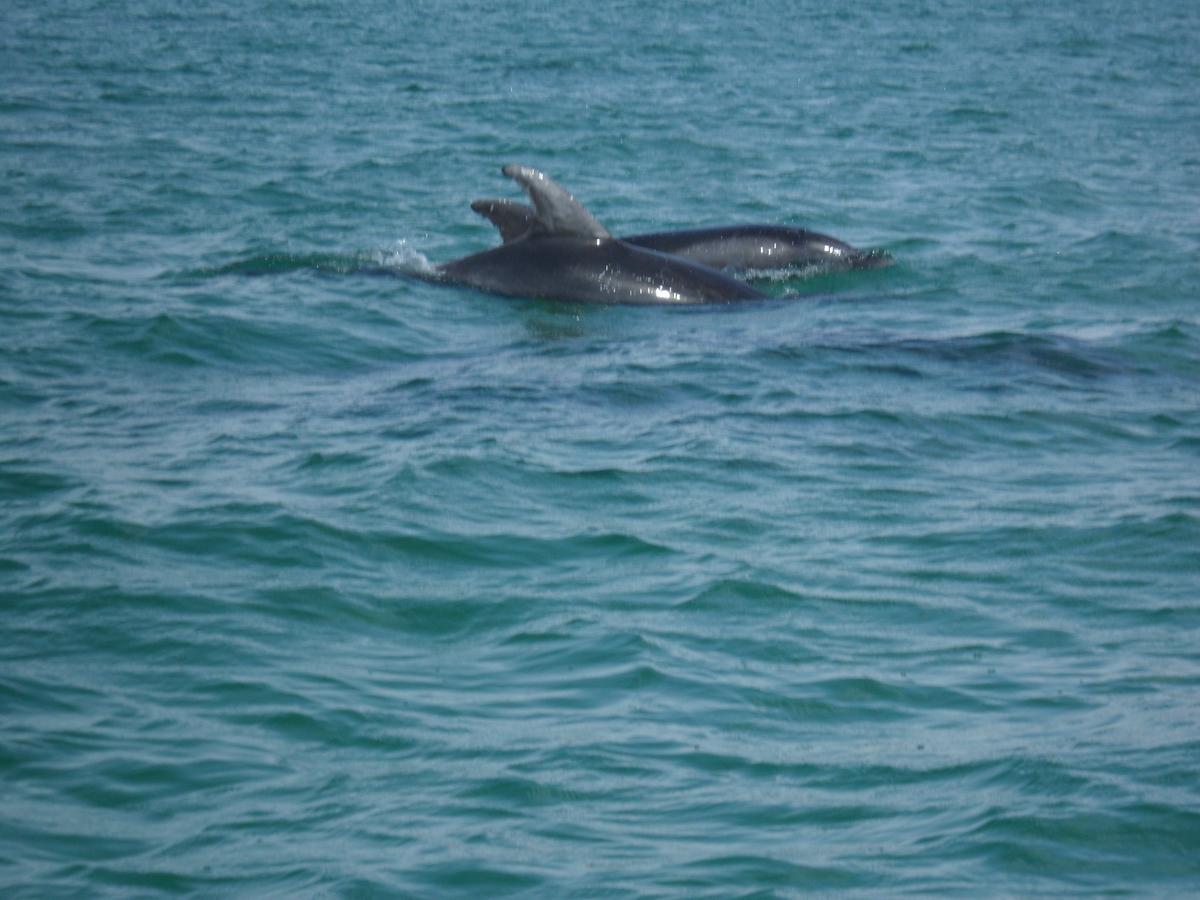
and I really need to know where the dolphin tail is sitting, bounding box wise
[501,164,611,240]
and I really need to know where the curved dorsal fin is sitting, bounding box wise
[470,198,536,243]
[501,164,611,240]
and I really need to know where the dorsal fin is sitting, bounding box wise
[501,164,611,240]
[470,198,536,243]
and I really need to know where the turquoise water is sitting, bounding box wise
[4,0,1200,894]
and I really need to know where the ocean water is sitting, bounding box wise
[3,0,1199,894]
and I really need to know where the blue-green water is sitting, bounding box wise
[4,0,1200,894]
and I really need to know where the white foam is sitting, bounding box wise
[370,240,435,275]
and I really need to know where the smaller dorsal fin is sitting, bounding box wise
[501,164,611,240]
[471,198,536,243]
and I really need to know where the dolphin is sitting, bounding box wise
[626,224,891,272]
[437,166,767,305]
[470,200,891,274]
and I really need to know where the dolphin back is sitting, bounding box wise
[624,225,891,272]
[439,235,766,305]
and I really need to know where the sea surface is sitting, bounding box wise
[3,0,1199,895]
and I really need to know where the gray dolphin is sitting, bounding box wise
[470,201,891,274]
[437,166,767,305]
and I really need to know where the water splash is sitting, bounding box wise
[367,240,435,276]
[185,240,436,281]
